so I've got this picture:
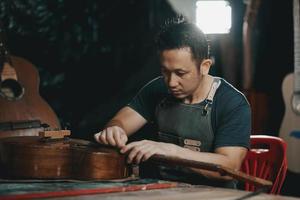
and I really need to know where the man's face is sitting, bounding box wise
[160,48,203,99]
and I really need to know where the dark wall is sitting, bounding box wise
[0,0,294,139]
[254,0,293,134]
[0,0,177,139]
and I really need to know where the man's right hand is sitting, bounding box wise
[94,126,128,148]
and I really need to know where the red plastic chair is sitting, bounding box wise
[241,135,287,194]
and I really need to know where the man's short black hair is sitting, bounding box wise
[155,16,210,65]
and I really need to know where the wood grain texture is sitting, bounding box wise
[150,154,272,188]
[0,136,128,180]
[0,56,60,138]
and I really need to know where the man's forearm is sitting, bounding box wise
[105,119,126,131]
[104,118,136,137]
[103,106,147,136]
[173,145,244,181]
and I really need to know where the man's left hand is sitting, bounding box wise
[120,140,178,164]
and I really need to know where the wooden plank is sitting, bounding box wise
[39,130,71,139]
[48,186,300,200]
[0,180,178,200]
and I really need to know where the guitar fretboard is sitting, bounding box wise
[294,0,300,92]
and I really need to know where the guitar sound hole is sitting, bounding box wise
[0,79,24,101]
[292,94,300,115]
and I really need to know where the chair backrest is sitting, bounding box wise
[241,135,287,194]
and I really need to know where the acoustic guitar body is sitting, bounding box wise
[0,56,60,138]
[279,73,300,173]
[0,136,129,180]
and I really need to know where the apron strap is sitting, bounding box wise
[202,78,221,116]
[207,78,221,102]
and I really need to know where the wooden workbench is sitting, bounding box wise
[50,186,300,200]
[0,178,299,200]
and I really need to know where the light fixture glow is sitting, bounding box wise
[196,0,232,34]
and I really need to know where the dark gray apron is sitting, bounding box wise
[154,78,236,187]
[156,77,221,152]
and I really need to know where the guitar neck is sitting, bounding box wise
[0,22,15,80]
[149,154,273,188]
[242,0,261,91]
[294,0,300,92]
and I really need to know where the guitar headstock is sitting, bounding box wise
[244,0,261,28]
[0,21,25,101]
[0,21,10,66]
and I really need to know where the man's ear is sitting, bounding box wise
[199,59,213,75]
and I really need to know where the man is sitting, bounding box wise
[94,17,251,188]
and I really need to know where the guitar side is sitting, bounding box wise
[279,73,300,173]
[0,56,61,138]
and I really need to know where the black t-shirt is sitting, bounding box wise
[128,76,251,150]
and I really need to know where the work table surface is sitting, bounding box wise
[1,178,299,200]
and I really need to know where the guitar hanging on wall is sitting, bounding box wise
[279,0,300,173]
[242,0,269,134]
[0,22,61,138]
